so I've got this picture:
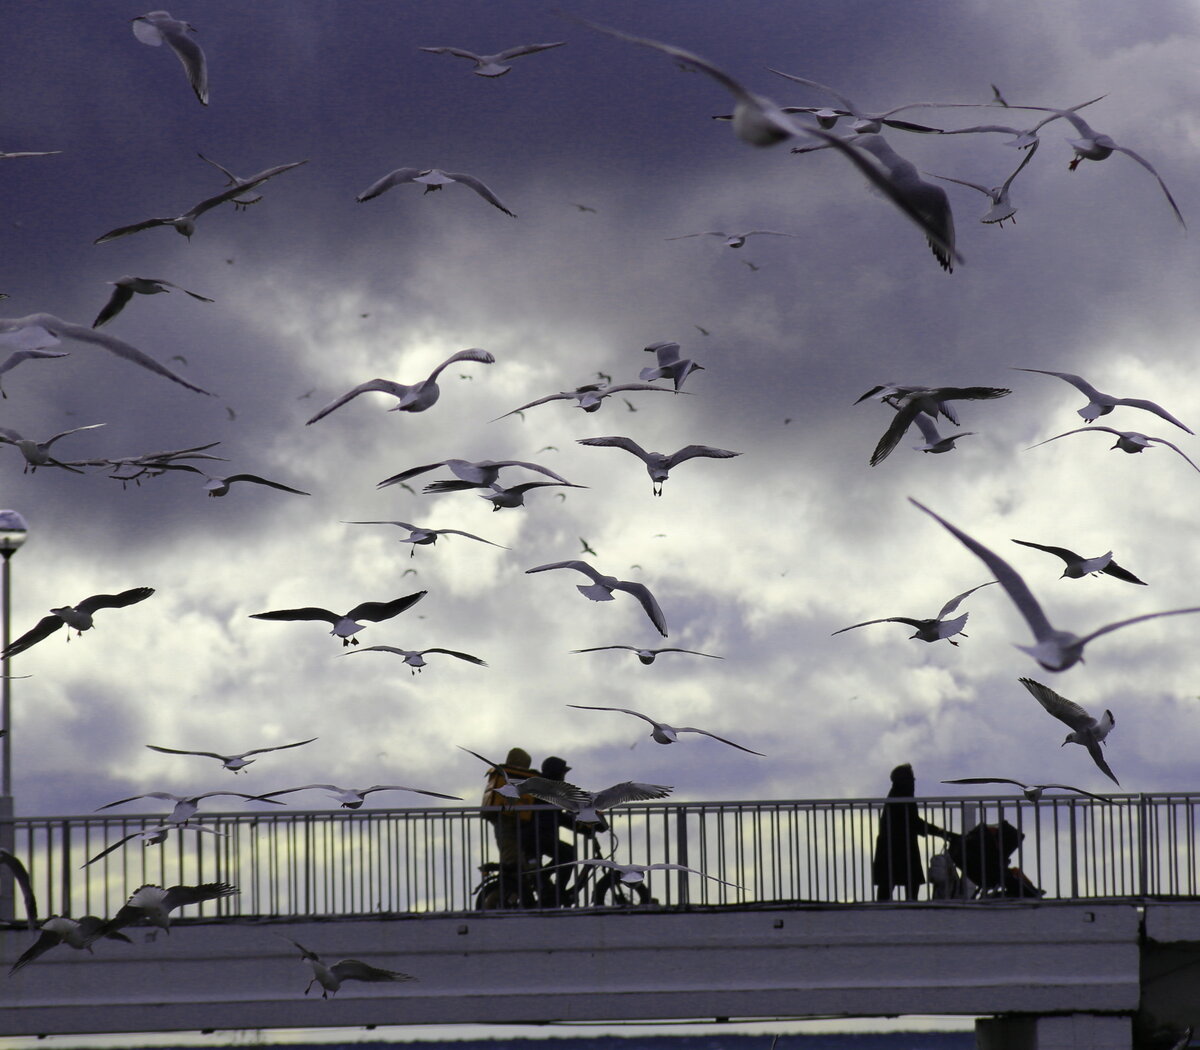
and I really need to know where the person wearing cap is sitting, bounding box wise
[481,746,538,906]
[526,754,600,906]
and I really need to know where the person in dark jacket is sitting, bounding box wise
[525,755,601,906]
[872,763,948,901]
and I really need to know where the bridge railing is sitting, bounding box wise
[5,792,1198,921]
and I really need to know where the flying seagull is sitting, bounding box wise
[9,917,132,975]
[341,645,488,674]
[911,411,974,454]
[150,462,310,497]
[91,276,213,328]
[1019,677,1119,785]
[832,580,996,646]
[567,704,763,755]
[0,348,69,398]
[492,382,677,421]
[94,159,307,243]
[526,560,667,637]
[476,480,586,509]
[558,857,746,890]
[96,790,283,824]
[286,938,415,999]
[869,384,1011,465]
[764,69,960,134]
[1014,367,1193,433]
[1027,425,1200,474]
[639,341,704,391]
[570,644,722,665]
[376,457,571,491]
[1011,539,1146,585]
[249,592,427,646]
[145,737,318,773]
[257,783,461,808]
[576,436,740,495]
[3,587,155,659]
[926,138,1040,226]
[131,10,208,105]
[910,498,1200,671]
[0,423,106,473]
[0,312,212,394]
[0,149,62,160]
[666,229,796,248]
[305,349,495,423]
[94,882,238,938]
[417,41,565,77]
[81,822,228,868]
[356,167,515,216]
[343,519,508,556]
[942,777,1111,803]
[936,95,1105,150]
[519,777,674,825]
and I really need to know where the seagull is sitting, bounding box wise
[869,384,1011,465]
[0,312,212,394]
[911,412,974,454]
[457,746,551,800]
[576,436,741,495]
[9,917,132,975]
[567,704,763,755]
[91,276,213,328]
[571,644,722,665]
[1011,539,1146,585]
[936,95,1106,149]
[2,587,155,659]
[1014,367,1193,433]
[665,230,796,248]
[343,519,508,556]
[926,138,1040,226]
[1027,425,1200,474]
[145,737,318,773]
[256,783,461,808]
[304,349,495,424]
[832,580,996,646]
[341,645,487,674]
[910,498,1200,671]
[286,938,415,999]
[95,882,238,938]
[855,382,974,425]
[526,560,667,637]
[195,152,282,208]
[638,341,704,391]
[1019,678,1119,785]
[477,480,586,509]
[356,167,515,217]
[561,857,745,890]
[81,822,228,867]
[0,423,106,473]
[492,382,677,421]
[0,149,62,160]
[765,69,956,134]
[94,159,307,243]
[96,790,283,824]
[376,457,571,491]
[249,592,427,646]
[418,41,565,77]
[579,20,960,266]
[131,11,208,105]
[150,462,310,497]
[0,348,69,398]
[942,777,1111,803]
[519,778,673,825]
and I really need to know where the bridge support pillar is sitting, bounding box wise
[975,1012,1131,1049]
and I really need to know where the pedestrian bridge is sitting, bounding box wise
[2,792,1199,1049]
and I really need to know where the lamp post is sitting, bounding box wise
[0,509,27,920]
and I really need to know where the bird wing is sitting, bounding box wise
[145,744,228,760]
[1025,425,1119,451]
[249,607,340,625]
[567,703,658,726]
[491,459,573,483]
[1013,367,1103,399]
[525,560,600,581]
[424,347,496,382]
[92,285,135,328]
[1115,398,1194,434]
[1041,783,1114,802]
[75,587,155,615]
[9,929,63,974]
[1101,560,1147,586]
[305,379,409,424]
[1019,677,1095,731]
[1146,436,1200,473]
[242,738,318,758]
[1085,741,1120,786]
[490,391,573,420]
[441,172,516,217]
[766,68,856,112]
[937,580,997,619]
[871,399,925,466]
[2,614,66,658]
[1109,145,1186,228]
[676,727,764,755]
[1011,538,1079,564]
[81,831,146,868]
[1077,607,1200,650]
[421,648,488,666]
[646,863,746,889]
[355,168,426,203]
[663,444,741,468]
[611,580,668,637]
[592,782,674,808]
[374,460,452,487]
[186,161,308,220]
[161,882,239,912]
[943,777,1025,788]
[517,778,592,809]
[0,349,69,377]
[418,45,481,60]
[577,435,651,460]
[832,617,925,634]
[330,959,415,983]
[435,529,509,549]
[495,41,567,61]
[362,785,463,800]
[93,217,176,243]
[345,591,427,622]
[223,474,310,495]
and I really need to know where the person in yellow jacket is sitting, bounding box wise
[481,746,538,906]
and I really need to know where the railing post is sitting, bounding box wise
[674,804,689,906]
[60,819,72,918]
[1068,803,1079,898]
[0,794,13,920]
[1137,793,1148,899]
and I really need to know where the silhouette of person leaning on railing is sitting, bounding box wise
[872,763,950,901]
[479,746,540,907]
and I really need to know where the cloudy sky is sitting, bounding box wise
[2,0,1199,824]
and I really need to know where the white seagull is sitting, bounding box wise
[765,69,955,134]
[832,580,996,646]
[476,480,586,509]
[666,229,796,248]
[0,347,69,398]
[418,41,565,77]
[286,938,415,999]
[1028,425,1200,474]
[0,423,106,473]
[567,704,763,755]
[92,276,213,328]
[151,462,310,497]
[9,917,132,975]
[570,644,722,665]
[96,790,283,824]
[376,457,571,491]
[870,384,1010,465]
[1015,367,1193,433]
[926,138,1040,226]
[1019,677,1119,785]
[195,152,286,208]
[638,341,704,391]
[936,95,1105,149]
[576,436,741,495]
[520,778,674,826]
[911,412,974,454]
[145,737,318,773]
[910,498,1200,671]
[1011,539,1146,585]
[95,882,238,937]
[2,587,155,659]
[492,382,677,421]
[305,349,495,423]
[942,777,1111,803]
[131,11,208,105]
[249,592,427,646]
[93,159,307,243]
[0,312,212,394]
[341,645,488,674]
[564,857,745,890]
[526,560,668,637]
[82,822,228,868]
[257,783,461,808]
[342,519,508,556]
[356,167,515,216]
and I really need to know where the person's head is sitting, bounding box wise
[541,756,571,781]
[889,763,915,793]
[504,747,532,770]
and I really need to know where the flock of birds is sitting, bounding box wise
[1,6,1195,1008]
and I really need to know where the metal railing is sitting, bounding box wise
[4,792,1198,922]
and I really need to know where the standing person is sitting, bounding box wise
[871,763,948,901]
[481,747,538,906]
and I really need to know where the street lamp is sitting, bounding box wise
[0,509,27,920]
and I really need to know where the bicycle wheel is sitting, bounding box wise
[592,871,651,907]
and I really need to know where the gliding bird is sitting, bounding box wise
[0,423,105,473]
[576,436,741,495]
[927,139,1040,226]
[526,560,668,637]
[570,644,722,665]
[942,777,1111,803]
[3,587,154,659]
[418,41,565,77]
[638,341,704,391]
[492,382,677,421]
[567,704,763,755]
[1011,539,1146,585]
[92,276,213,328]
[257,783,461,808]
[1014,367,1193,433]
[1019,678,1119,785]
[376,457,571,491]
[869,384,1010,465]
[131,11,208,105]
[286,938,415,999]
[666,229,795,248]
[343,519,509,555]
[96,791,283,824]
[1028,426,1200,474]
[832,581,996,646]
[145,737,318,773]
[94,882,238,937]
[341,645,488,674]
[249,592,427,645]
[356,167,515,216]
